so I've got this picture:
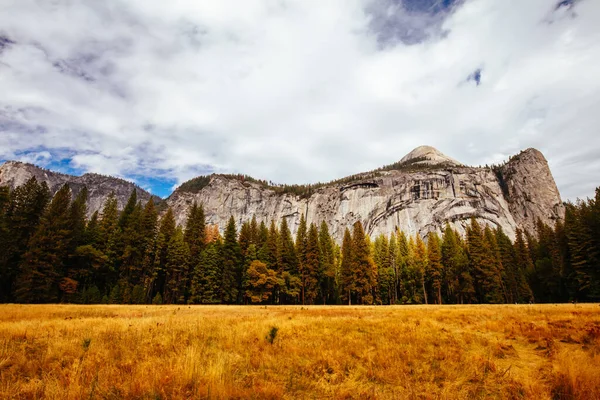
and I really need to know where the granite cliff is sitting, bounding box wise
[167,146,565,241]
[0,146,565,241]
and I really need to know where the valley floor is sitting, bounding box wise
[0,304,599,399]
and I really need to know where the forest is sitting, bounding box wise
[0,177,599,305]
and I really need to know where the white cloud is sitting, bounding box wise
[0,0,599,200]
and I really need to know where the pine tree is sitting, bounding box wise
[68,187,88,251]
[530,219,564,302]
[190,241,223,304]
[374,234,392,304]
[15,184,72,303]
[98,192,120,290]
[164,227,190,304]
[118,201,144,289]
[414,235,428,304]
[118,189,137,229]
[257,220,269,254]
[426,232,443,304]
[70,204,108,295]
[318,221,337,304]
[514,228,535,303]
[242,243,260,303]
[482,225,506,303]
[0,186,11,301]
[250,216,259,246]
[303,223,320,304]
[277,218,300,303]
[466,219,504,303]
[139,198,158,287]
[387,233,398,304]
[565,196,600,301]
[183,201,206,295]
[441,225,474,304]
[238,221,252,258]
[1,178,50,301]
[350,221,377,305]
[148,208,176,301]
[264,220,279,269]
[340,228,354,305]
[296,214,308,303]
[395,230,410,303]
[221,216,242,303]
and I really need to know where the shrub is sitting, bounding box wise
[132,285,146,304]
[266,326,279,345]
[152,293,163,305]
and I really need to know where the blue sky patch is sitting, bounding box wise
[467,68,482,86]
[129,175,177,198]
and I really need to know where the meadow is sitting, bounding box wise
[0,304,599,399]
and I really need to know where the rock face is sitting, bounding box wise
[399,145,462,167]
[167,147,565,241]
[498,149,565,235]
[0,161,158,216]
[0,147,565,242]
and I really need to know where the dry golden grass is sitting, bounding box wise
[0,304,599,399]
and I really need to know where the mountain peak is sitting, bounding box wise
[399,145,462,167]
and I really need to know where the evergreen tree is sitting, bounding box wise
[190,241,223,304]
[183,201,205,300]
[350,221,377,305]
[119,201,145,289]
[221,216,242,303]
[374,234,393,304]
[565,196,600,301]
[238,220,252,258]
[0,178,50,301]
[184,202,206,261]
[98,193,120,291]
[529,219,564,302]
[250,216,259,246]
[277,218,300,303]
[388,233,399,304]
[296,214,308,303]
[15,184,72,303]
[118,189,137,229]
[340,228,354,305]
[514,228,535,303]
[257,220,269,255]
[139,198,158,286]
[441,225,474,304]
[466,219,504,303]
[0,186,11,301]
[318,221,337,304]
[414,235,428,304]
[395,230,411,303]
[164,227,190,304]
[426,232,443,304]
[148,208,176,301]
[264,220,279,269]
[483,225,506,303]
[71,209,108,294]
[303,223,320,304]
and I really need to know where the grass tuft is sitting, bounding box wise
[266,326,279,345]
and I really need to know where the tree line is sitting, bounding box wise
[0,177,598,304]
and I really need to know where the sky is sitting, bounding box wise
[1,0,599,200]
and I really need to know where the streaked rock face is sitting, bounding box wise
[0,147,565,241]
[498,148,565,235]
[0,161,157,217]
[166,148,565,241]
